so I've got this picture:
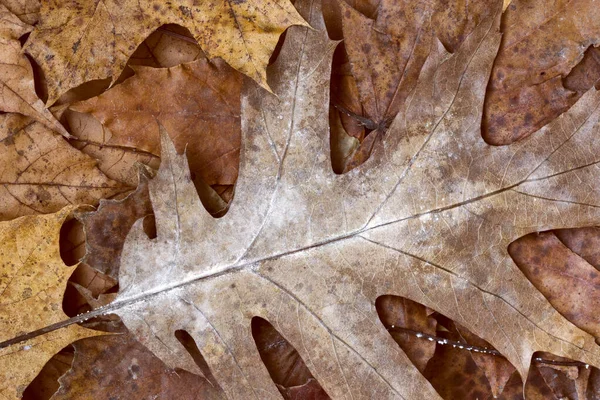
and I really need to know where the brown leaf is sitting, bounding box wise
[70,58,241,212]
[376,296,437,373]
[509,231,600,339]
[252,317,330,399]
[127,25,204,69]
[51,334,224,400]
[23,0,307,105]
[328,0,496,172]
[7,0,600,397]
[64,110,160,187]
[483,0,600,145]
[0,5,68,137]
[0,207,104,400]
[0,114,130,221]
[77,169,153,280]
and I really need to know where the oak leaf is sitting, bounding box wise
[5,0,600,397]
[23,0,308,105]
[0,207,104,400]
[107,0,600,397]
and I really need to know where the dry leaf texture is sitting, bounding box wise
[484,0,600,144]
[0,4,68,137]
[71,57,242,210]
[5,0,600,398]
[24,0,307,105]
[0,114,130,221]
[90,0,600,398]
[0,207,103,400]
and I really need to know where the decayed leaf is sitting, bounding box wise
[71,57,242,210]
[0,207,103,400]
[7,0,600,398]
[0,5,68,137]
[252,317,330,399]
[0,114,130,221]
[51,334,224,400]
[483,0,600,145]
[24,0,308,105]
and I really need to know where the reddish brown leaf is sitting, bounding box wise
[70,58,241,213]
[483,0,600,145]
[326,0,496,172]
[508,231,600,338]
[375,296,437,373]
[251,317,330,400]
[51,334,224,400]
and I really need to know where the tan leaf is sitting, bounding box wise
[23,0,308,105]
[70,57,242,211]
[0,4,68,137]
[0,114,131,221]
[483,0,600,144]
[0,207,104,400]
[0,0,39,24]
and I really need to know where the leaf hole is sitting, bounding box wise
[250,317,330,399]
[142,214,157,239]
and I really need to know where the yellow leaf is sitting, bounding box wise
[0,207,104,400]
[24,0,308,105]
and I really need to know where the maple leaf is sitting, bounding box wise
[5,0,600,397]
[0,5,69,137]
[23,0,308,105]
[0,207,104,400]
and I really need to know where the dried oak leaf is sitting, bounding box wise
[0,207,104,400]
[0,114,131,221]
[7,0,600,397]
[510,230,600,340]
[0,5,68,137]
[70,57,242,211]
[23,0,307,105]
[483,0,600,145]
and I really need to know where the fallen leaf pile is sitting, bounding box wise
[1,0,600,398]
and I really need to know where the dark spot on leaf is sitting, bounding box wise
[72,39,81,53]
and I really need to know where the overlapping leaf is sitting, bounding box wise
[0,207,104,400]
[0,5,68,137]
[24,0,308,105]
